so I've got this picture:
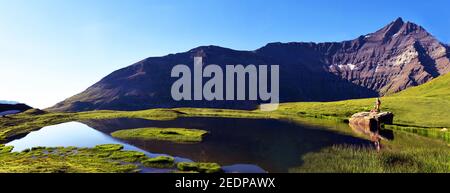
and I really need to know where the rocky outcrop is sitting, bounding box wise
[349,112,394,139]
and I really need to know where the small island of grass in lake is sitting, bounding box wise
[142,156,176,168]
[111,127,209,143]
[177,162,222,173]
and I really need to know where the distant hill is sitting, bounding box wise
[49,17,450,112]
[0,103,32,116]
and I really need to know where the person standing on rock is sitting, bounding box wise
[371,97,382,113]
[376,98,381,112]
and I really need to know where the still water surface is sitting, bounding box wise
[7,117,371,172]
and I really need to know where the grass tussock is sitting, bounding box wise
[141,156,175,168]
[177,162,222,173]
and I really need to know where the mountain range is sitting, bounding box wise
[48,18,450,112]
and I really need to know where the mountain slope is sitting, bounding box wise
[391,71,450,99]
[49,46,377,112]
[49,18,450,112]
[279,72,450,128]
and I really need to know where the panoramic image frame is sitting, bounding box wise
[0,0,449,191]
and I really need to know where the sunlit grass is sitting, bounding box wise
[291,131,450,173]
[111,127,208,143]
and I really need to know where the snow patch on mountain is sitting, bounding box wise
[337,64,357,71]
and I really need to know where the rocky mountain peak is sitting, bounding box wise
[324,18,450,95]
[366,17,429,43]
[387,17,405,32]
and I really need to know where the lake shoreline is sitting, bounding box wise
[0,107,449,173]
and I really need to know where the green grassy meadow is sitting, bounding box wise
[278,73,450,128]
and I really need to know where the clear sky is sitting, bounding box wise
[1,0,449,108]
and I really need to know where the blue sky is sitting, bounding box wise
[1,0,450,108]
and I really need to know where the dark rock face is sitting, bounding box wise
[49,18,450,112]
[0,103,32,114]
